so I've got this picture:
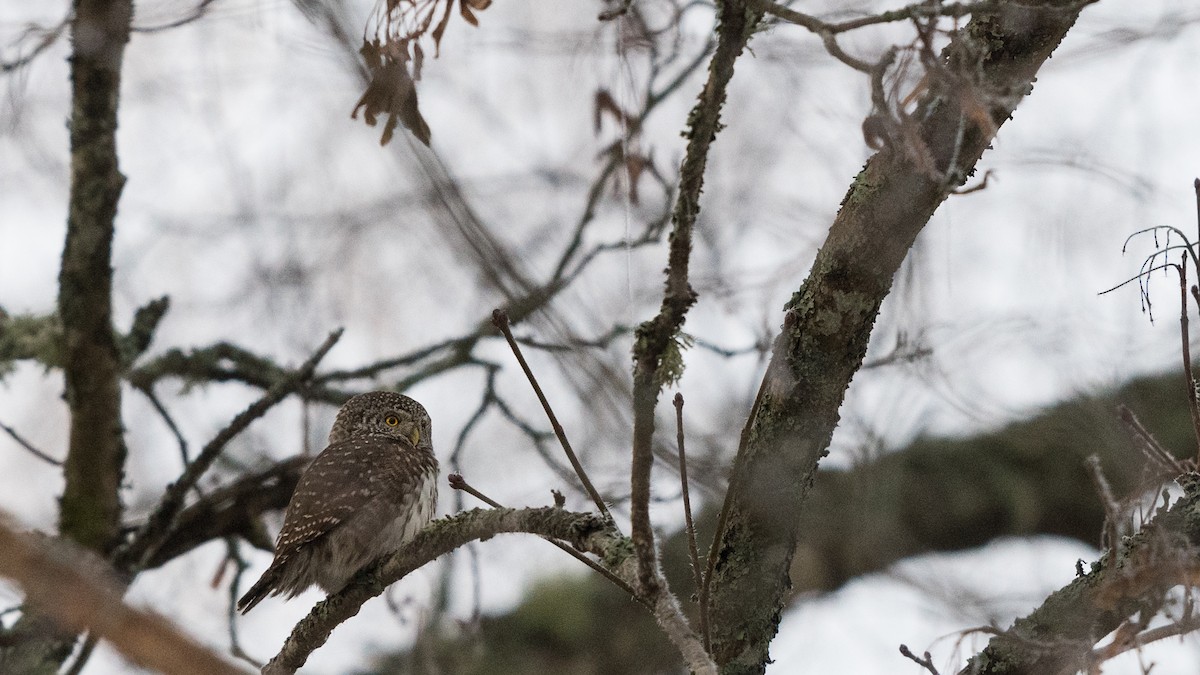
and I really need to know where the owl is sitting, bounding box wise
[237,391,438,613]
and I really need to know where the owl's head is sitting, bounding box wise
[329,391,433,450]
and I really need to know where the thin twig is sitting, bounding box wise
[490,309,612,521]
[136,384,191,467]
[673,393,707,647]
[223,539,263,670]
[1178,259,1200,461]
[0,419,61,466]
[899,644,940,674]
[0,16,69,73]
[448,473,641,602]
[1091,614,1200,663]
[1116,404,1187,475]
[1085,455,1121,550]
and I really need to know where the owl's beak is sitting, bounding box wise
[410,428,421,446]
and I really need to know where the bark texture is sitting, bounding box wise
[707,3,1089,671]
[57,0,134,553]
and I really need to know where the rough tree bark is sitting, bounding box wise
[57,0,134,554]
[706,2,1091,671]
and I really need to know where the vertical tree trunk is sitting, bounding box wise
[57,0,134,553]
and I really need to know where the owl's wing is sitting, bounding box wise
[272,435,418,560]
[325,447,439,556]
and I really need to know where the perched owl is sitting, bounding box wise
[237,391,438,613]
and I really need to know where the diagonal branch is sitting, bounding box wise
[491,309,612,520]
[961,474,1200,674]
[263,505,716,675]
[264,507,612,674]
[705,1,1093,670]
[0,513,248,675]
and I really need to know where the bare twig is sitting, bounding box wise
[448,473,501,509]
[673,393,707,646]
[1176,255,1200,461]
[0,513,248,674]
[0,419,61,466]
[448,473,639,601]
[755,0,1092,36]
[899,644,940,674]
[1116,404,1187,476]
[135,384,190,467]
[132,0,218,32]
[1,16,69,74]
[490,309,612,521]
[1085,454,1121,550]
[117,329,342,574]
[1091,613,1200,664]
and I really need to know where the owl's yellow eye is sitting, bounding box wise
[409,428,421,445]
[384,415,400,427]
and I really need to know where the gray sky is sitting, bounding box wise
[3,0,1200,672]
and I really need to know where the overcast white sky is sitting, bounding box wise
[4,0,1200,673]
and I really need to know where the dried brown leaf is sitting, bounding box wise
[460,1,478,27]
[413,42,424,81]
[351,58,431,146]
[431,0,455,55]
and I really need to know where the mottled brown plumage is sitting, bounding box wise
[237,391,437,614]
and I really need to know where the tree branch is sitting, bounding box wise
[630,0,759,596]
[0,513,248,675]
[491,309,612,521]
[263,505,715,674]
[706,2,1091,670]
[961,474,1200,674]
[264,507,613,674]
[56,0,134,554]
[143,457,308,569]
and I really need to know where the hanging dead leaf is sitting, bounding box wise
[358,0,493,146]
[430,0,456,55]
[352,56,431,146]
[460,1,479,27]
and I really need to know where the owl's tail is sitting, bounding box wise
[237,564,281,614]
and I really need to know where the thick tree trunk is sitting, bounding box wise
[707,3,1091,671]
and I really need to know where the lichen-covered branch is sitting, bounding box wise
[961,474,1200,675]
[0,310,62,374]
[263,507,618,674]
[629,0,760,595]
[56,0,135,554]
[706,2,1090,671]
